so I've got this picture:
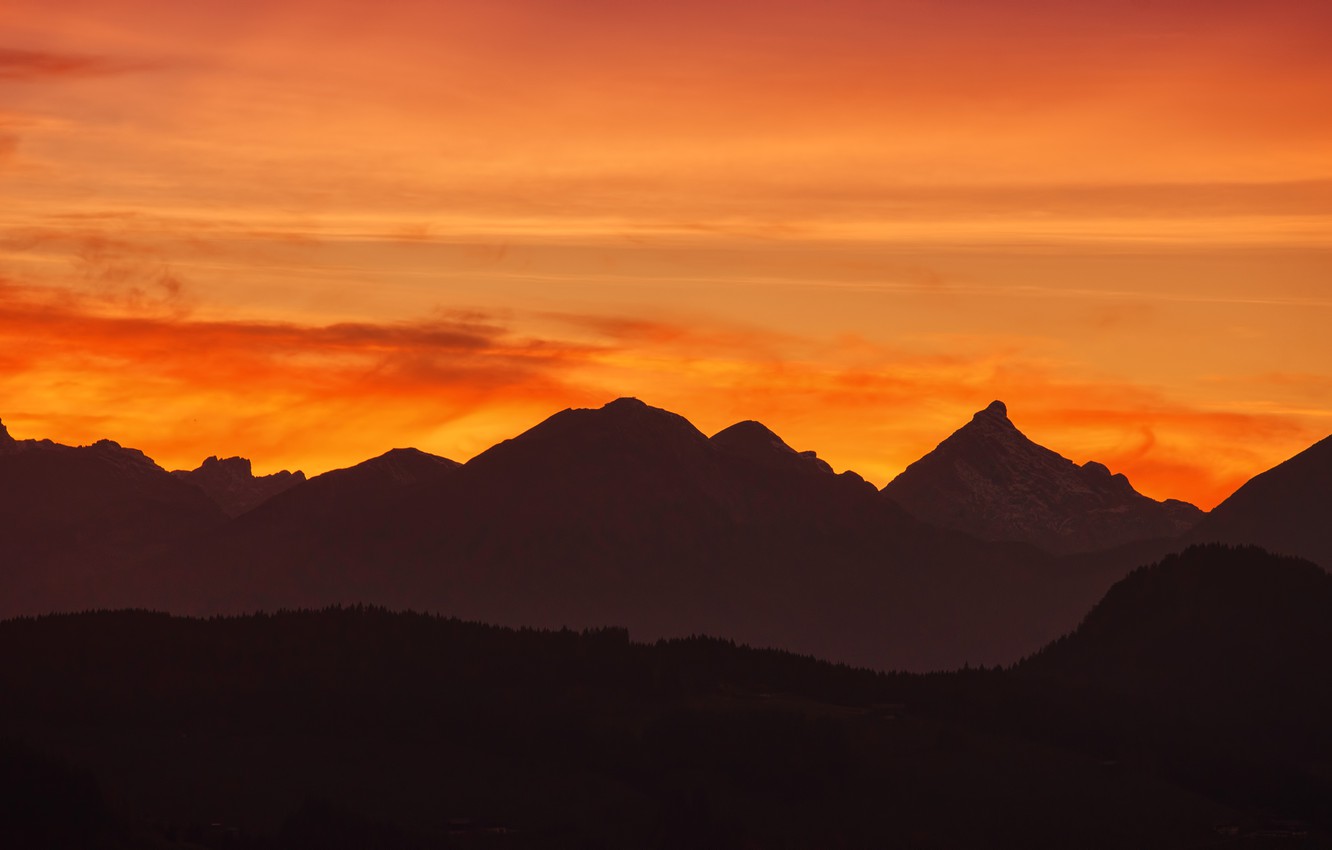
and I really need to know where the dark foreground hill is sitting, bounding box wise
[1010,545,1332,832]
[1021,545,1332,761]
[6,589,1330,849]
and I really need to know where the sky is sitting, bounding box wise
[2,0,1330,509]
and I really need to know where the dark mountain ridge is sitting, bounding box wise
[0,419,227,614]
[4,400,1330,673]
[100,399,1114,671]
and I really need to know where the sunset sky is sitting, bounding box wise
[2,0,1330,508]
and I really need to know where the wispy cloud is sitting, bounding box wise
[0,47,159,81]
[0,279,606,470]
[0,277,1321,507]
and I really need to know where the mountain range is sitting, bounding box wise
[1,398,1328,671]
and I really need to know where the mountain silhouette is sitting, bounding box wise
[15,399,1329,673]
[172,456,305,517]
[114,447,465,614]
[883,400,1202,554]
[1190,434,1332,569]
[0,419,227,614]
[108,398,1125,671]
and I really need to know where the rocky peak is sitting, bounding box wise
[975,399,1009,421]
[87,440,165,477]
[883,401,1203,554]
[0,419,16,456]
[959,399,1022,438]
[173,455,305,517]
[198,455,254,477]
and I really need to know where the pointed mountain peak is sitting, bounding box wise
[979,399,1008,419]
[884,401,1202,553]
[963,400,1020,437]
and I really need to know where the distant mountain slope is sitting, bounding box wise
[0,420,227,614]
[883,401,1202,554]
[1191,434,1332,568]
[172,456,305,517]
[120,447,463,614]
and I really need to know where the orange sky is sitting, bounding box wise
[2,0,1331,509]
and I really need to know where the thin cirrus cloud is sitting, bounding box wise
[0,47,159,80]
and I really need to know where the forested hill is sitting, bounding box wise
[3,593,1332,848]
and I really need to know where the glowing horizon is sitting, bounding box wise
[3,0,1331,510]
